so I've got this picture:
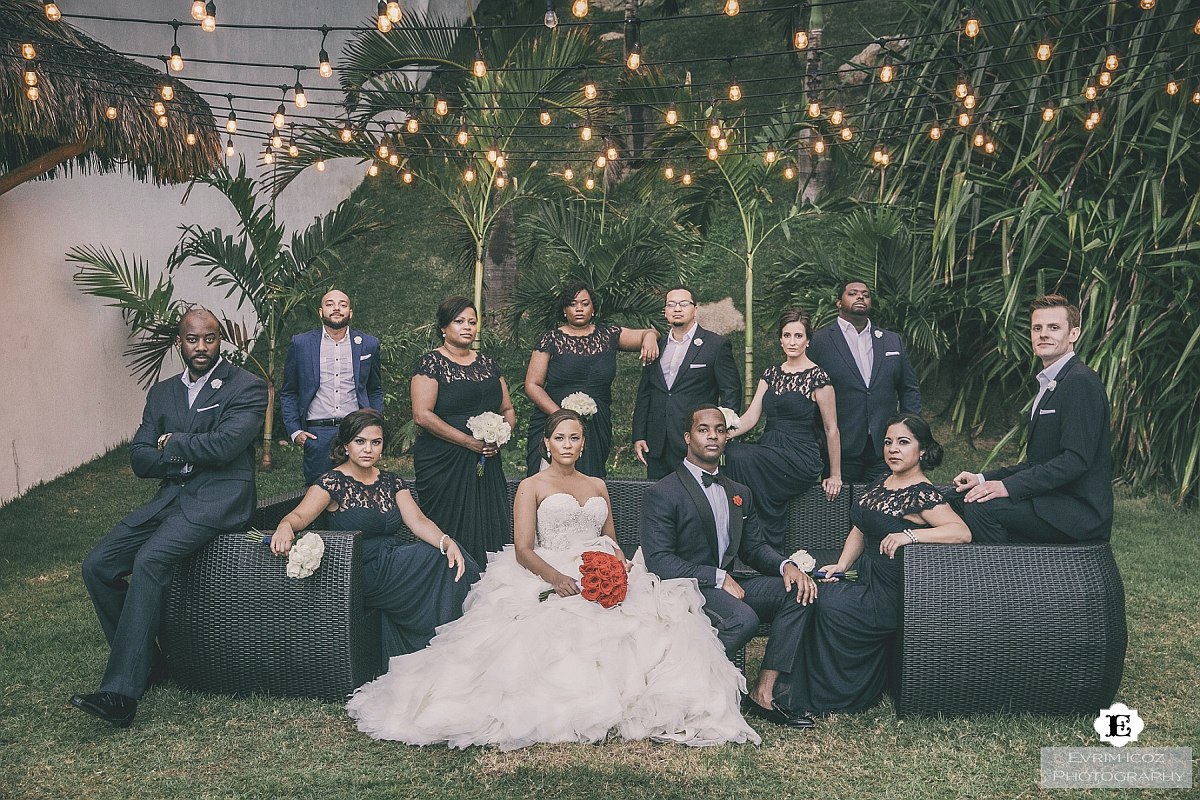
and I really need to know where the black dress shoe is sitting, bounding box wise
[70,691,137,728]
[742,698,816,729]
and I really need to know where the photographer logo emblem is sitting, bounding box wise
[1094,703,1144,747]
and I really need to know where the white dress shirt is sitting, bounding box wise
[681,459,730,588]
[661,322,698,390]
[306,328,358,421]
[837,316,875,387]
[1032,351,1075,419]
[177,356,222,475]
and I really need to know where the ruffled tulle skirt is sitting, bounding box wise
[346,538,759,750]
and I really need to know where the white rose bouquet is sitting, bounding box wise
[560,392,599,418]
[246,527,326,579]
[719,406,741,432]
[789,547,858,581]
[467,411,512,476]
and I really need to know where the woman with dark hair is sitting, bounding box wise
[785,413,970,715]
[723,309,842,550]
[270,409,480,662]
[523,281,659,477]
[347,409,758,749]
[411,297,516,565]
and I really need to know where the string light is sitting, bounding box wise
[486,143,499,163]
[972,128,986,148]
[495,154,506,169]
[1098,71,1112,88]
[964,9,981,39]
[1192,90,1200,105]
[626,39,641,71]
[717,136,728,151]
[794,27,809,50]
[783,163,796,180]
[571,0,588,19]
[376,1,391,33]
[435,97,449,116]
[153,100,166,116]
[367,162,379,177]
[812,136,826,155]
[225,95,237,133]
[840,126,853,141]
[955,73,970,99]
[563,164,574,180]
[1139,0,1155,9]
[580,118,593,141]
[377,139,389,159]
[105,104,118,120]
[315,153,326,171]
[455,121,469,145]
[386,1,402,23]
[963,93,977,110]
[402,169,414,184]
[1083,77,1098,101]
[23,61,37,87]
[1104,47,1119,72]
[723,0,740,17]
[168,21,184,72]
[26,85,39,101]
[708,119,722,139]
[957,111,971,127]
[584,174,595,190]
[764,145,777,164]
[879,54,895,83]
[544,0,559,29]
[273,103,286,129]
[666,102,678,125]
[43,2,60,22]
[225,137,235,157]
[21,43,36,60]
[807,99,821,117]
[1041,100,1057,122]
[681,171,692,186]
[294,76,308,109]
[319,27,333,77]
[388,152,399,166]
[539,108,552,126]
[728,79,742,102]
[1035,37,1052,62]
[829,105,845,126]
[583,71,597,101]
[186,130,197,146]
[472,48,487,78]
[271,131,283,149]
[191,0,206,21]
[929,120,942,140]
[288,127,299,157]
[406,115,419,134]
[340,120,354,143]
[161,81,175,101]
[605,143,618,161]
[595,153,607,168]
[1194,18,1200,35]
[663,163,674,180]
[463,166,475,182]
[157,113,169,128]
[202,1,216,33]
[984,138,996,154]
[871,143,890,166]
[707,145,719,160]
[1084,105,1101,130]
[1166,79,1180,96]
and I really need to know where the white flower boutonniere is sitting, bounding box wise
[210,379,223,390]
[693,338,704,347]
[1047,379,1057,392]
[874,329,883,339]
[354,335,362,345]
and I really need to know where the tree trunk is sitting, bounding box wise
[483,205,518,328]
[259,338,275,471]
[0,141,87,196]
[796,4,827,203]
[743,249,755,407]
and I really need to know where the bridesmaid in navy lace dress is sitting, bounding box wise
[411,297,516,566]
[787,414,970,714]
[724,309,843,551]
[524,282,659,478]
[270,409,481,662]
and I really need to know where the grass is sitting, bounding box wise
[1,439,1197,800]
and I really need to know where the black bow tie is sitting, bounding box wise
[701,471,719,488]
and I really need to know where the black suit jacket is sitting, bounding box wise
[124,358,268,531]
[632,326,741,463]
[641,465,785,588]
[809,321,920,457]
[986,355,1113,540]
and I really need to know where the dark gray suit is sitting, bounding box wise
[82,358,267,698]
[641,465,813,709]
[632,326,741,479]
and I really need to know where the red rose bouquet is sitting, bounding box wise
[538,549,628,608]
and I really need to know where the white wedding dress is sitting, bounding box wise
[346,493,760,749]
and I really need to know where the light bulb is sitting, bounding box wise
[764,147,777,164]
[377,10,392,32]
[544,8,559,28]
[271,132,283,149]
[340,126,354,143]
[202,1,217,32]
[435,98,449,116]
[794,29,808,49]
[929,122,942,140]
[191,0,206,21]
[606,145,618,160]
[26,85,39,101]
[368,162,379,177]
[386,1,402,23]
[225,138,235,157]
[495,155,506,169]
[226,112,237,133]
[1098,71,1112,88]
[273,104,286,129]
[1139,0,1154,8]
[23,64,37,86]
[626,47,641,71]
[169,46,184,73]
[972,129,985,147]
[1194,18,1200,35]
[829,107,844,126]
[377,142,389,159]
[681,171,692,186]
[666,104,678,125]
[464,167,475,182]
[812,137,826,155]
[316,158,326,171]
[539,109,552,126]
[840,126,853,141]
[157,114,169,128]
[708,121,721,139]
[1035,39,1052,62]
[44,2,60,21]
[288,143,299,157]
[1084,116,1098,131]
[1041,102,1056,122]
[807,100,821,117]
[161,83,175,101]
[186,131,197,146]
[595,154,607,168]
[21,43,36,60]
[564,165,574,180]
[388,153,399,166]
[717,137,728,151]
[456,125,469,145]
[1083,79,1098,101]
[965,14,981,38]
[728,82,742,102]
[583,78,597,100]
[955,74,969,98]
[402,170,414,184]
[406,116,419,134]
[580,124,592,142]
[1166,79,1180,96]
[983,139,996,154]
[783,164,796,180]
[487,146,498,163]
[707,146,719,160]
[724,0,740,16]
[879,58,895,83]
[1192,91,1200,105]
[472,52,487,78]
[584,175,595,190]
[105,105,118,120]
[1104,52,1119,72]
[294,82,307,109]
[319,49,333,78]
[663,164,674,179]
[963,94,976,110]
[571,0,588,18]
[153,101,166,116]
[957,112,971,127]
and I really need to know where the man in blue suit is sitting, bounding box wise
[281,290,384,485]
[809,281,921,483]
[72,309,267,727]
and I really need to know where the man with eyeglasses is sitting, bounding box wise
[633,286,741,479]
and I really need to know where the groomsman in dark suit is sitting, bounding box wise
[281,290,384,485]
[633,287,741,480]
[954,294,1113,543]
[641,405,818,729]
[72,309,267,727]
[809,281,921,483]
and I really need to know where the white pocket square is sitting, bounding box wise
[1038,408,1056,415]
[195,404,219,412]
[689,363,707,369]
[359,353,372,360]
[885,351,900,356]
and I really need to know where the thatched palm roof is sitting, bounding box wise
[1,0,219,195]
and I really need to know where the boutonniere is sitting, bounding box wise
[732,494,743,507]
[874,329,883,339]
[209,379,223,390]
[693,338,703,347]
[353,335,362,345]
[1047,379,1057,392]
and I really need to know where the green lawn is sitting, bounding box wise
[1,441,1195,799]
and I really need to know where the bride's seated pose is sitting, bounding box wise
[346,409,760,749]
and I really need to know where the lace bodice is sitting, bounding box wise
[855,480,945,518]
[535,493,609,551]
[319,470,406,511]
[414,351,503,383]
[761,364,830,397]
[535,324,621,357]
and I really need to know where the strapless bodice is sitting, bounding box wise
[535,493,608,551]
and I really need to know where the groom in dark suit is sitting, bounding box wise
[642,405,819,729]
[633,286,741,480]
[72,309,267,727]
[809,281,921,483]
[281,289,383,485]
[954,294,1113,543]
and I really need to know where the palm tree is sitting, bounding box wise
[69,161,378,470]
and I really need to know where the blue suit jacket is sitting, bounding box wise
[280,327,384,437]
[809,321,921,458]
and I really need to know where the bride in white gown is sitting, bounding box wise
[346,409,759,749]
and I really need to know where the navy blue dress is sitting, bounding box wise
[786,479,945,714]
[723,365,828,550]
[411,351,509,566]
[525,324,621,478]
[318,470,481,663]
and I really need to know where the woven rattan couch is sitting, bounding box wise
[160,480,1125,716]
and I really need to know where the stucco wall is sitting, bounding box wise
[0,0,463,505]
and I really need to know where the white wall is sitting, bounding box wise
[0,0,467,505]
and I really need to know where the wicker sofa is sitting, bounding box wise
[160,480,1126,715]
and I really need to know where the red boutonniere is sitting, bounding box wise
[732,495,743,507]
